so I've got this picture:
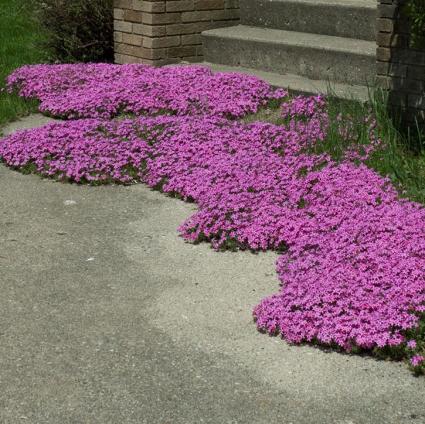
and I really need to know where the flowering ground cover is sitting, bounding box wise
[6,64,285,119]
[1,64,425,374]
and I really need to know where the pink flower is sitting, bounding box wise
[410,355,425,367]
[407,340,417,349]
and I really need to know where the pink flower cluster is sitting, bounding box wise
[0,118,152,183]
[2,110,425,355]
[1,64,424,371]
[254,163,425,350]
[411,355,425,367]
[6,63,286,119]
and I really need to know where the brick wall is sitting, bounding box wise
[377,0,425,129]
[114,0,239,65]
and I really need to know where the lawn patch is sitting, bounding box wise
[0,0,48,127]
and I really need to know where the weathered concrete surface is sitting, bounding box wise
[202,26,376,86]
[0,114,57,136]
[204,62,370,102]
[241,0,377,41]
[1,116,425,424]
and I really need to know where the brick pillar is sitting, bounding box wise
[113,0,239,65]
[376,0,425,130]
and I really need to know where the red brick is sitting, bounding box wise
[143,35,181,48]
[166,0,194,12]
[377,18,394,33]
[133,23,167,36]
[181,33,202,45]
[194,0,224,10]
[115,20,133,33]
[123,9,144,23]
[122,33,143,46]
[133,1,166,13]
[114,0,132,9]
[114,8,125,20]
[167,45,198,57]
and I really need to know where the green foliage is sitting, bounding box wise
[318,89,425,204]
[405,0,425,49]
[0,0,48,128]
[243,87,425,205]
[36,0,114,63]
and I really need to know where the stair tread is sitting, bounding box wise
[202,62,370,102]
[203,25,376,56]
[249,0,376,8]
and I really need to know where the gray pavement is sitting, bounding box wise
[1,115,425,424]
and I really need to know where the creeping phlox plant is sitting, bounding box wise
[1,65,425,374]
[6,63,286,119]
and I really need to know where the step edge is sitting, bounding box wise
[202,26,377,57]
[240,0,377,10]
[202,62,373,102]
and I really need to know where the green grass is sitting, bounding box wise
[312,89,425,204]
[0,0,48,128]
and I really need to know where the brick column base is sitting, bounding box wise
[114,0,239,65]
[376,0,425,130]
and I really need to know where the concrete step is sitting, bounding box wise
[241,0,377,41]
[202,62,370,102]
[202,25,376,86]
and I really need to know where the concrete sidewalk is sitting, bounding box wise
[1,116,424,424]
